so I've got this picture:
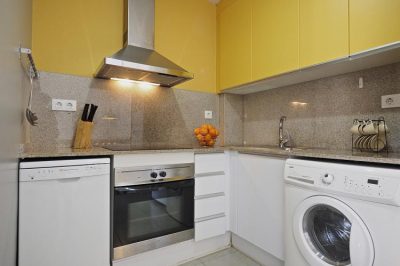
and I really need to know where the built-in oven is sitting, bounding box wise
[113,163,194,260]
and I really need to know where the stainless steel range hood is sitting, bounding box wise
[96,0,194,87]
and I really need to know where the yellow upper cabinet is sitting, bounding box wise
[299,0,349,67]
[218,0,252,91]
[32,0,124,78]
[252,0,299,81]
[155,0,217,93]
[33,0,217,93]
[350,0,400,54]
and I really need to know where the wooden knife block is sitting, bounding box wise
[73,120,94,149]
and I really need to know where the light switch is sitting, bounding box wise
[358,77,364,89]
[205,110,213,119]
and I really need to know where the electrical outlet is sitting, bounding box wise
[52,99,77,112]
[381,94,400,109]
[205,110,213,119]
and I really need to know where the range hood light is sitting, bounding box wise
[110,78,160,87]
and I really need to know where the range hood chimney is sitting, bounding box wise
[96,0,194,87]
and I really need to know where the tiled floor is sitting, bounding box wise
[179,248,262,266]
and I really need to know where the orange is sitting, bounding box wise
[196,134,204,141]
[207,139,215,146]
[201,124,208,129]
[205,134,212,141]
[200,127,208,136]
[215,129,220,136]
[194,128,200,135]
[209,128,217,137]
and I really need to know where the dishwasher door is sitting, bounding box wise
[18,158,110,266]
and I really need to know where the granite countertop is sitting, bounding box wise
[20,145,400,165]
[230,146,400,165]
[19,146,226,159]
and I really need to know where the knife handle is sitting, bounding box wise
[81,104,90,121]
[87,104,98,122]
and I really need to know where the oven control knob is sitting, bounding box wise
[150,172,158,179]
[322,173,334,185]
[159,171,167,178]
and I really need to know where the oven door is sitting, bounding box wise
[113,179,194,259]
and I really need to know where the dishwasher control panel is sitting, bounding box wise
[20,160,110,182]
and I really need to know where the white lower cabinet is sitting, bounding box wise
[195,216,227,242]
[195,195,225,218]
[194,153,228,242]
[193,151,285,261]
[195,174,225,196]
[231,153,286,261]
[195,153,226,174]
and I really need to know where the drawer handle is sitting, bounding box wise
[195,192,225,200]
[195,213,225,223]
[195,171,225,178]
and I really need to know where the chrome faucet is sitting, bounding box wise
[279,116,290,150]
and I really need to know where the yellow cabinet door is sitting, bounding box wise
[155,0,217,93]
[218,0,252,91]
[350,0,400,54]
[252,0,299,81]
[299,0,349,67]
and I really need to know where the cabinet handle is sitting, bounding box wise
[195,171,225,178]
[194,192,225,200]
[195,213,225,223]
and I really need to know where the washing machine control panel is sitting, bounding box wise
[343,176,385,197]
[320,173,400,201]
[285,161,400,206]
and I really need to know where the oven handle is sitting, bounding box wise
[114,182,192,194]
[114,175,194,187]
[114,186,152,193]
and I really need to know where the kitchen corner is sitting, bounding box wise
[3,0,400,266]
[17,46,400,266]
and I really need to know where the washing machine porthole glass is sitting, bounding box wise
[303,204,352,266]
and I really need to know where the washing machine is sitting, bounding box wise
[284,159,400,266]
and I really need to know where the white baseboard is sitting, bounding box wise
[113,233,231,266]
[232,233,284,266]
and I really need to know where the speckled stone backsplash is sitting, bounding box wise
[27,72,219,149]
[28,62,400,152]
[241,62,400,151]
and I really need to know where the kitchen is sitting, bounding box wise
[1,0,400,266]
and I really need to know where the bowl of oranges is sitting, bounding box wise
[194,124,220,147]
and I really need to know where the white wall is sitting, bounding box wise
[0,0,32,265]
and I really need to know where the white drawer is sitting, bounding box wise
[195,196,225,219]
[195,174,225,196]
[195,216,226,242]
[195,153,225,174]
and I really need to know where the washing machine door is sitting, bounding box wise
[293,196,374,266]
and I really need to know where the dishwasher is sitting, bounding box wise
[19,158,111,266]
